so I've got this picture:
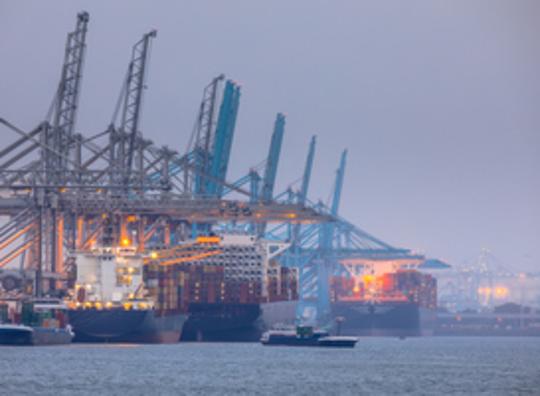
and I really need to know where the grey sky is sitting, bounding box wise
[1,1,539,271]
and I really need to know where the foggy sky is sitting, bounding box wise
[1,1,539,271]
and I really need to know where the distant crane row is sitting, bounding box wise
[0,11,429,322]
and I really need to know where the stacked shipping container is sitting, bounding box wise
[144,235,297,341]
[331,269,437,309]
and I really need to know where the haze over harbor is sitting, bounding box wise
[1,0,538,272]
[1,3,540,395]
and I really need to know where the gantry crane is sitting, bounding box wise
[0,12,324,297]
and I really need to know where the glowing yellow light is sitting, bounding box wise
[123,302,132,310]
[478,287,492,296]
[353,285,361,293]
[126,215,137,223]
[138,302,148,310]
[494,286,509,299]
[196,236,221,244]
[127,267,134,274]
[128,293,135,299]
[94,302,103,310]
[287,213,297,219]
[362,274,375,284]
[105,301,113,309]
[150,251,159,259]
[121,238,131,247]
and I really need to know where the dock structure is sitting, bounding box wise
[0,11,426,323]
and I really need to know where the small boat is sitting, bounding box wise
[0,324,74,346]
[0,299,74,346]
[317,336,358,348]
[260,325,358,348]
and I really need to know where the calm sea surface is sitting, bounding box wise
[1,337,539,395]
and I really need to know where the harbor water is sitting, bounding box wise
[1,337,539,395]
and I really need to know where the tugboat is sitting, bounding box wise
[0,299,74,346]
[260,325,358,348]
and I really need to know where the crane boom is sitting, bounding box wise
[121,30,157,183]
[52,11,89,174]
[261,113,286,203]
[191,75,224,196]
[331,149,347,216]
[208,80,241,197]
[292,135,316,244]
[299,135,316,205]
[257,113,285,236]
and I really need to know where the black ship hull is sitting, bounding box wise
[68,309,187,343]
[181,300,298,342]
[181,303,262,341]
[332,301,435,337]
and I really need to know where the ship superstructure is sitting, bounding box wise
[70,246,150,309]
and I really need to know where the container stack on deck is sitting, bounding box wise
[144,235,298,341]
[144,262,189,314]
[331,269,436,307]
[394,270,437,309]
[267,266,299,302]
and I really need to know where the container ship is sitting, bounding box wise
[66,246,187,343]
[330,266,437,337]
[148,234,298,341]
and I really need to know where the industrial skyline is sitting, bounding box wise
[1,0,539,271]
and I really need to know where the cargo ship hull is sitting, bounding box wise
[261,300,297,328]
[69,309,186,343]
[181,300,297,342]
[181,303,261,341]
[332,301,436,337]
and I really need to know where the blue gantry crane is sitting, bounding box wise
[261,113,286,203]
[150,75,241,200]
[257,113,286,235]
[143,72,424,326]
[206,81,241,197]
[264,142,422,324]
